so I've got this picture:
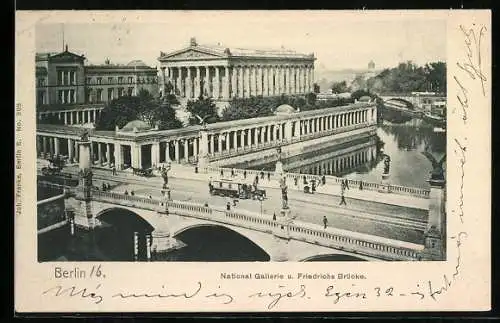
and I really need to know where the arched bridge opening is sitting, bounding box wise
[171,224,271,262]
[386,98,415,110]
[301,254,369,262]
[95,207,155,261]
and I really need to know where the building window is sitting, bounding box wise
[108,88,114,101]
[64,72,69,85]
[70,71,75,85]
[37,78,46,87]
[118,77,123,84]
[37,91,45,106]
[118,88,123,97]
[86,77,91,85]
[96,89,103,102]
[108,77,113,85]
[128,87,134,96]
[97,77,102,85]
[128,77,133,84]
[58,90,64,103]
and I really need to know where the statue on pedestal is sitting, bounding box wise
[161,162,171,189]
[80,129,90,142]
[280,176,288,209]
[421,150,446,181]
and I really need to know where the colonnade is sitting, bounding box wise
[37,105,376,170]
[38,108,103,126]
[161,64,314,100]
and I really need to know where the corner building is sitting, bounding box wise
[158,38,316,108]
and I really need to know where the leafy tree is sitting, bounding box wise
[40,113,65,125]
[330,81,350,93]
[95,89,182,131]
[313,83,320,93]
[185,96,220,126]
[351,89,374,101]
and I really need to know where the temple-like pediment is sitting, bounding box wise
[49,51,86,63]
[161,48,225,61]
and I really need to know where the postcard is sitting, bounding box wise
[15,10,491,313]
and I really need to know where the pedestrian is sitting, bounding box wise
[303,175,307,185]
[344,179,350,190]
[323,216,328,229]
[102,182,106,191]
[124,190,129,195]
[273,213,277,221]
[339,187,347,206]
[204,202,209,207]
[112,166,116,175]
[220,169,224,177]
[255,175,259,185]
[243,170,247,179]
[233,199,238,206]
[231,168,235,177]
[267,172,271,181]
[107,183,111,190]
[294,177,298,186]
[131,190,135,196]
[260,171,264,180]
[226,202,231,211]
[311,180,316,193]
[359,181,363,190]
[148,195,152,199]
[322,175,326,185]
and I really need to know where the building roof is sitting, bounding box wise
[119,120,153,132]
[127,60,148,67]
[159,37,315,61]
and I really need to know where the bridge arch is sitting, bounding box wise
[171,222,272,261]
[386,98,415,110]
[94,207,155,261]
[300,254,370,262]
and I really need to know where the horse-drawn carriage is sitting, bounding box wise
[209,179,266,200]
[132,167,154,177]
[41,155,67,176]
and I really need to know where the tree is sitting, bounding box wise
[330,80,350,93]
[313,83,320,93]
[95,89,182,131]
[185,96,220,126]
[351,89,374,101]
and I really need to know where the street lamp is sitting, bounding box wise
[258,195,264,216]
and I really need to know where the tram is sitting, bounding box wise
[209,179,266,200]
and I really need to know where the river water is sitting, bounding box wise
[38,114,445,262]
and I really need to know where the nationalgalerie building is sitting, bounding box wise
[158,38,316,107]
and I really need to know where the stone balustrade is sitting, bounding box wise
[86,189,423,261]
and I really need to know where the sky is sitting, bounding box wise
[35,11,447,72]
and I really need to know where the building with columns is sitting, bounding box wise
[158,38,316,109]
[36,46,158,125]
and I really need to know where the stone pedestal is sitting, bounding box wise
[378,173,391,193]
[275,161,284,175]
[422,178,446,260]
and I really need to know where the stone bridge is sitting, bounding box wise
[65,188,426,262]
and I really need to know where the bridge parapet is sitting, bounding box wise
[86,189,423,261]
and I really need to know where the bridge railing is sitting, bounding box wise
[204,167,430,199]
[86,190,423,261]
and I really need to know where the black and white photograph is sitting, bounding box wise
[34,15,448,263]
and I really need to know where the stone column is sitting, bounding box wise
[286,66,291,94]
[240,130,245,148]
[97,143,103,165]
[67,139,73,162]
[106,143,111,166]
[244,66,249,98]
[75,111,80,124]
[193,137,199,157]
[131,144,140,168]
[53,137,60,156]
[266,125,271,142]
[174,140,180,163]
[224,66,230,99]
[214,67,220,99]
[231,66,238,98]
[256,66,262,96]
[208,135,214,154]
[232,131,237,150]
[176,67,182,96]
[260,127,265,143]
[93,109,97,123]
[74,141,79,162]
[114,143,122,170]
[151,142,160,167]
[186,67,192,99]
[165,141,171,162]
[183,139,189,162]
[238,66,244,98]
[217,134,222,153]
[195,66,201,98]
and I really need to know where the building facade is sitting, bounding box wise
[158,38,316,106]
[36,46,159,109]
